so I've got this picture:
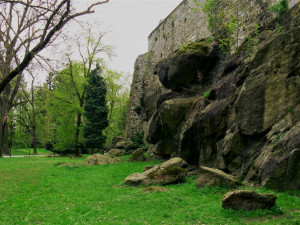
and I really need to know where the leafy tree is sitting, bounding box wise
[0,0,109,157]
[102,69,130,145]
[84,65,108,153]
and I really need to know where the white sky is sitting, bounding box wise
[76,0,183,75]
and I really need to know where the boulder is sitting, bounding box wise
[197,166,241,187]
[129,149,146,162]
[222,190,277,211]
[154,41,219,91]
[108,136,125,149]
[83,154,120,166]
[108,149,126,157]
[124,157,187,186]
[115,140,138,150]
[147,96,199,144]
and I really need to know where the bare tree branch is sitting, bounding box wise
[0,0,109,94]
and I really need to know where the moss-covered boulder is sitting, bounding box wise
[129,148,146,162]
[154,42,219,91]
[124,157,187,186]
[108,149,126,157]
[222,190,277,211]
[83,154,120,166]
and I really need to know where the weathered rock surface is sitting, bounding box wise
[147,96,199,144]
[129,148,146,162]
[154,42,219,91]
[222,190,277,211]
[197,166,241,187]
[83,154,120,166]
[142,5,300,190]
[108,149,126,157]
[124,157,187,186]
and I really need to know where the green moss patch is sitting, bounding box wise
[176,41,210,55]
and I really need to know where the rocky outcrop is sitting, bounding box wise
[222,190,277,211]
[154,42,219,91]
[124,157,187,186]
[125,3,300,190]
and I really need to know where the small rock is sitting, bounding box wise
[108,149,126,157]
[197,166,241,187]
[129,149,146,162]
[222,190,277,211]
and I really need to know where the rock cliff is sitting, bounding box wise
[128,2,300,190]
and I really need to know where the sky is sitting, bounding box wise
[75,0,183,75]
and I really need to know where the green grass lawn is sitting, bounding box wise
[0,156,299,225]
[4,148,51,156]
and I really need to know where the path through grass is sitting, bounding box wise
[0,157,299,224]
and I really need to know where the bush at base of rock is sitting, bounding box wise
[124,157,187,186]
[222,190,277,211]
[129,149,146,162]
[108,149,126,157]
[83,154,121,166]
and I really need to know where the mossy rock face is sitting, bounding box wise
[153,42,219,91]
[176,41,210,55]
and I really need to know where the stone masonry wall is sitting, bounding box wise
[124,53,150,138]
[148,0,299,64]
[125,0,299,138]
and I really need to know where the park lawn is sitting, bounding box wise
[4,148,52,156]
[0,157,299,225]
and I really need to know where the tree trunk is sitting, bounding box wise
[0,85,11,156]
[74,112,82,157]
[32,124,37,155]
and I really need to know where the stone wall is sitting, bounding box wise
[148,0,299,64]
[124,53,151,138]
[125,0,299,138]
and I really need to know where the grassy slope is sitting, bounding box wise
[0,157,299,225]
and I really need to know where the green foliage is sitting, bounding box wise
[269,0,289,20]
[130,131,144,146]
[47,63,87,152]
[0,157,299,224]
[204,90,211,98]
[277,25,285,33]
[102,69,130,146]
[84,65,108,150]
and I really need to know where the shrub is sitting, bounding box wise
[269,0,289,20]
